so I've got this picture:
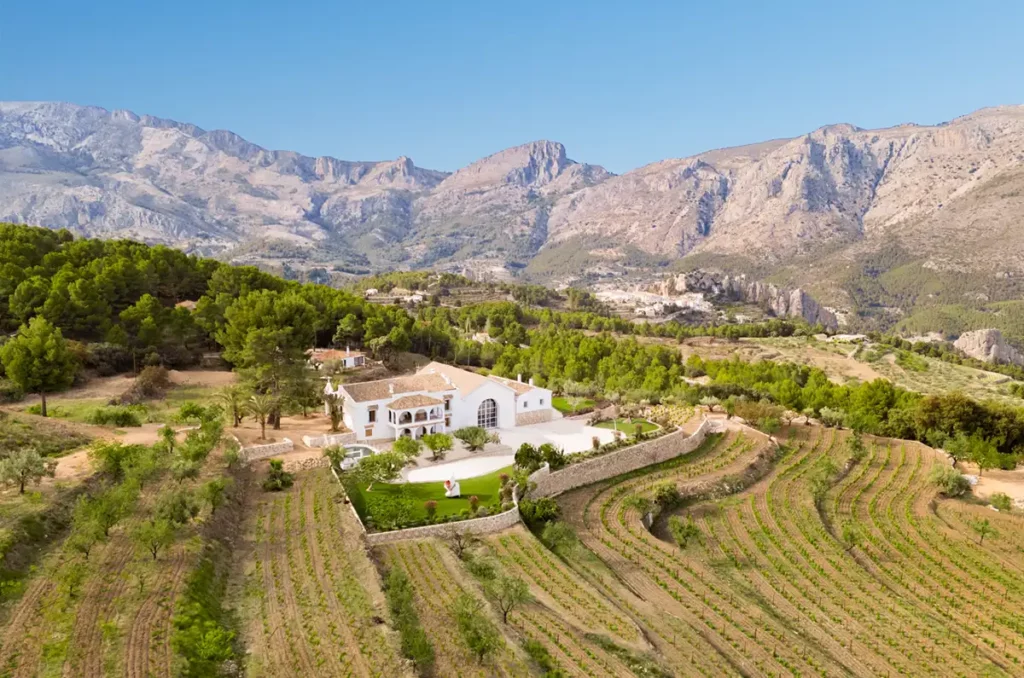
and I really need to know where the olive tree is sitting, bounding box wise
[0,448,57,494]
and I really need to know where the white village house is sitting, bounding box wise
[323,361,556,441]
[308,347,367,370]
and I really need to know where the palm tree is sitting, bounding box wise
[246,393,277,440]
[217,385,245,428]
[326,392,345,432]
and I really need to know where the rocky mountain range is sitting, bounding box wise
[3,101,1024,313]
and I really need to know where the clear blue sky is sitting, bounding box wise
[3,0,1023,173]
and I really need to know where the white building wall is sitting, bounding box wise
[455,381,516,430]
[344,397,392,440]
[517,386,553,413]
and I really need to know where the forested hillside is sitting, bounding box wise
[2,222,1022,468]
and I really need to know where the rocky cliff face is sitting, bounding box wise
[953,329,1024,366]
[3,101,1024,284]
[660,271,838,329]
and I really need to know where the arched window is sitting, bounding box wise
[477,399,498,429]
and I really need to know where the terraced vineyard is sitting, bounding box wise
[237,467,408,677]
[483,527,640,677]
[548,424,1024,677]
[380,539,533,677]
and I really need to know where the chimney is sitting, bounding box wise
[388,383,394,395]
[528,377,534,386]
[346,344,351,357]
[517,374,522,383]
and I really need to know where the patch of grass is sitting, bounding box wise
[24,398,106,423]
[22,384,221,428]
[552,396,595,414]
[0,412,91,457]
[594,418,658,436]
[345,465,512,524]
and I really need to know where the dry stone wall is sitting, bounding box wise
[237,437,294,463]
[515,409,556,426]
[528,418,718,498]
[285,457,330,473]
[364,505,521,546]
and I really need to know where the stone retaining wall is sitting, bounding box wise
[302,432,357,448]
[364,504,521,546]
[528,418,718,498]
[515,409,556,427]
[238,437,294,463]
[331,417,725,544]
[285,457,330,473]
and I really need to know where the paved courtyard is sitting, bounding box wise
[405,455,514,482]
[496,418,616,456]
[401,418,617,482]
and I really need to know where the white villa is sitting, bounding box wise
[326,361,556,441]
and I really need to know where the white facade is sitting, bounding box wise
[333,362,555,442]
[309,347,366,370]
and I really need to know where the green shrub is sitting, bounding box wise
[523,638,565,676]
[990,492,1013,512]
[540,521,580,556]
[454,426,489,451]
[895,350,929,372]
[454,593,502,663]
[262,459,294,492]
[173,555,238,677]
[421,432,453,460]
[519,497,560,528]
[929,464,970,497]
[385,569,436,675]
[88,405,144,427]
[0,379,24,404]
[668,515,700,549]
[393,435,423,459]
[514,443,543,472]
[539,443,567,471]
[653,482,682,509]
[365,492,416,531]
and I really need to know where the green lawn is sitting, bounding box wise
[552,396,596,414]
[344,465,512,526]
[595,418,658,436]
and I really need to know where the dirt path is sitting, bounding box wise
[48,423,196,482]
[961,463,1024,503]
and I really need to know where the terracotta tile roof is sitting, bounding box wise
[417,361,491,393]
[308,348,365,362]
[340,374,455,402]
[488,375,536,395]
[388,394,445,409]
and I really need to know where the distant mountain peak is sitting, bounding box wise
[2,100,1024,292]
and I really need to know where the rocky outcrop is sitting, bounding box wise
[954,329,1024,366]
[661,271,838,329]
